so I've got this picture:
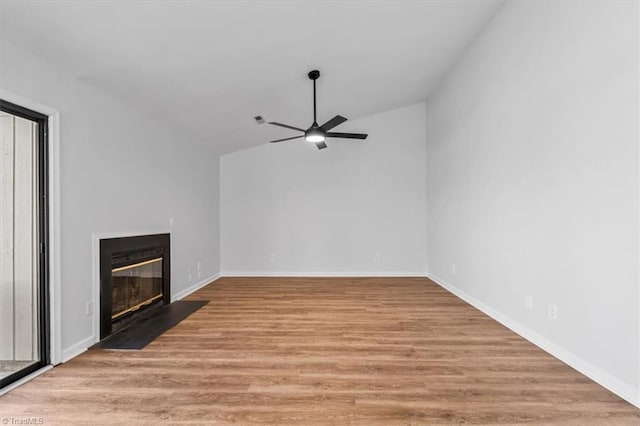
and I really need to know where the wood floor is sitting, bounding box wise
[1,277,638,424]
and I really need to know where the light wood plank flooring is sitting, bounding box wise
[1,277,638,424]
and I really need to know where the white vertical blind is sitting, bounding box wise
[0,112,37,361]
[0,113,15,361]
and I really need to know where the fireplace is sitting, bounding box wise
[99,234,170,339]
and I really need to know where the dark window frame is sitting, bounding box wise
[0,99,50,389]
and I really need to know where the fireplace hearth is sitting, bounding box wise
[99,234,170,339]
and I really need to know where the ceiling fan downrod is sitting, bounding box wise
[309,69,320,126]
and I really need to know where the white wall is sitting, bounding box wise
[0,37,221,357]
[221,103,427,275]
[426,0,639,404]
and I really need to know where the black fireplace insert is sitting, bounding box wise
[99,234,170,339]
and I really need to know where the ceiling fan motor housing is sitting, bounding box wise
[305,126,326,143]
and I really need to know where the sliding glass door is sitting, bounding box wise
[0,100,49,388]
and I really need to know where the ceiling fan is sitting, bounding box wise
[266,70,368,150]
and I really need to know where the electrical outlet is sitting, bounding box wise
[197,261,202,279]
[85,301,93,315]
[547,303,558,320]
[452,263,457,275]
[374,254,381,262]
[525,294,533,310]
[269,254,276,263]
[188,268,193,283]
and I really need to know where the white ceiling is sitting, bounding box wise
[0,1,503,154]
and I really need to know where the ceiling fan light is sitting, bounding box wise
[305,128,325,143]
[305,134,325,143]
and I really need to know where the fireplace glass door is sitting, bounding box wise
[111,257,163,321]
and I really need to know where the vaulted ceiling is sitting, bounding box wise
[0,1,503,154]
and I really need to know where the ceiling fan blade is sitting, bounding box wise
[315,141,327,150]
[268,122,305,132]
[326,132,368,140]
[320,115,347,131]
[270,135,303,143]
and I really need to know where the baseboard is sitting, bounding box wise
[427,273,640,409]
[61,335,95,363]
[171,273,221,301]
[221,271,426,277]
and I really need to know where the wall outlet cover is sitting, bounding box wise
[525,294,533,310]
[548,303,558,320]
